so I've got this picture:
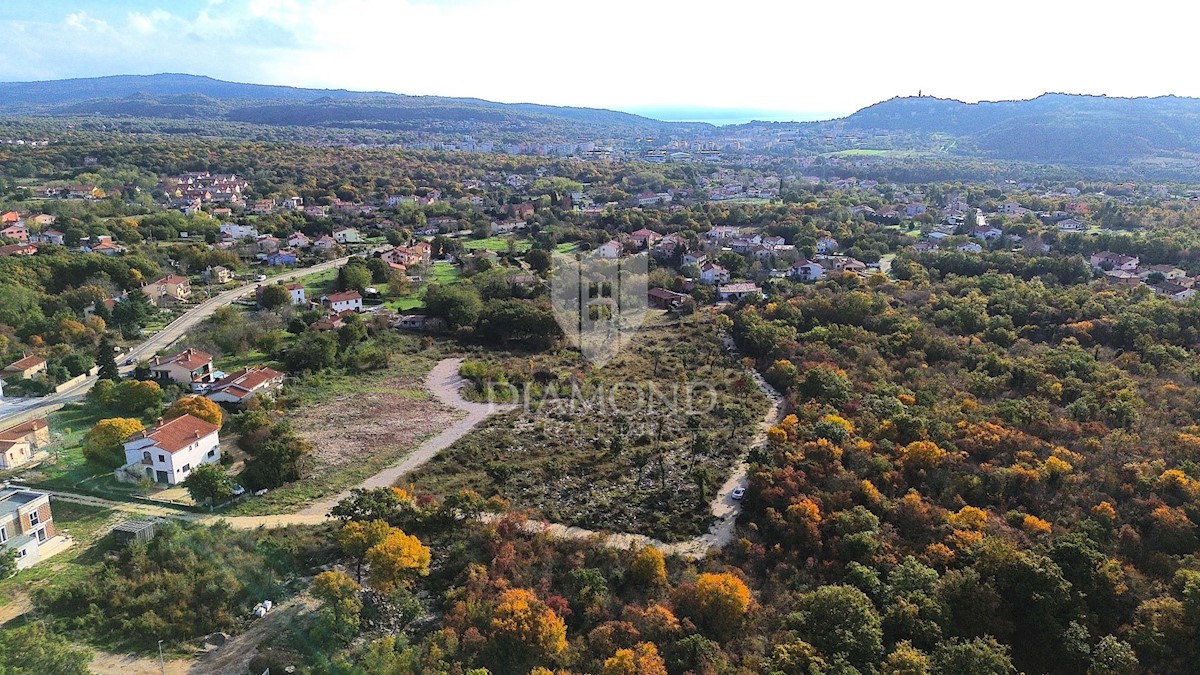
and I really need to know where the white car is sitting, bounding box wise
[731,487,746,500]
[255,274,267,282]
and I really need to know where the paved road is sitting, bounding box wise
[0,257,350,428]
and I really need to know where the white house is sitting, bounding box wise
[122,414,221,485]
[699,262,730,285]
[682,252,708,268]
[593,240,623,259]
[971,226,1003,241]
[957,242,984,253]
[0,486,59,569]
[219,223,260,240]
[332,227,361,244]
[321,291,363,313]
[816,237,839,254]
[149,348,216,390]
[790,259,825,282]
[287,231,312,249]
[1057,218,1087,232]
[285,283,307,305]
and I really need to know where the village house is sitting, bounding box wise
[1057,218,1087,232]
[0,418,50,469]
[790,259,826,282]
[1090,251,1140,271]
[34,229,66,245]
[699,262,731,285]
[1151,282,1198,302]
[314,235,338,251]
[395,314,430,331]
[958,242,984,254]
[648,287,690,310]
[321,290,363,313]
[288,231,312,249]
[142,275,191,305]
[490,220,527,235]
[717,282,763,302]
[122,414,221,486]
[266,252,299,266]
[202,266,234,284]
[0,223,28,242]
[1138,264,1189,283]
[332,226,361,244]
[0,486,59,569]
[971,225,1003,241]
[593,240,623,259]
[148,348,216,390]
[682,251,707,268]
[629,228,664,249]
[219,223,259,240]
[206,366,285,406]
[0,243,36,257]
[3,355,47,380]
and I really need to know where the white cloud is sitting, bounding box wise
[128,9,172,35]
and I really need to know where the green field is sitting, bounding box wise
[383,261,461,311]
[462,236,531,252]
[0,502,115,608]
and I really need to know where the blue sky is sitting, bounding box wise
[0,0,1193,120]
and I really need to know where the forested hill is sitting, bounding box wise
[835,93,1200,164]
[0,73,703,135]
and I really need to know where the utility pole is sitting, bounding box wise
[158,639,165,674]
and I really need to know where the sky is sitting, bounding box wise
[0,0,1195,123]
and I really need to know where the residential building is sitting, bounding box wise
[816,237,839,254]
[0,243,36,257]
[1057,218,1087,232]
[34,229,66,245]
[142,275,191,305]
[3,355,47,379]
[122,414,221,485]
[219,223,259,240]
[266,252,299,266]
[1090,251,1140,271]
[203,266,234,284]
[593,240,623,259]
[790,259,826,282]
[717,282,763,301]
[0,223,28,242]
[0,418,50,469]
[332,226,361,244]
[629,228,664,248]
[0,486,58,569]
[699,262,730,285]
[648,287,690,309]
[149,348,216,389]
[321,291,363,313]
[206,367,285,406]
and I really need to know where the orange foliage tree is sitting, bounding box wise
[365,529,431,592]
[601,642,668,675]
[165,395,224,426]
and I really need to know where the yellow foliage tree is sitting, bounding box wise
[1022,515,1052,536]
[338,519,395,582]
[83,417,145,467]
[365,529,431,593]
[165,395,224,426]
[602,642,668,675]
[630,546,667,588]
[690,572,751,636]
[897,440,948,470]
[947,506,989,531]
[489,588,568,659]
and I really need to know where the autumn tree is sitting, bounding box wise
[682,572,751,639]
[113,379,163,417]
[310,570,363,647]
[365,529,431,593]
[338,519,394,582]
[83,417,144,467]
[488,588,568,666]
[630,546,667,589]
[165,395,223,426]
[601,642,668,675]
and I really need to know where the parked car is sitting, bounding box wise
[731,487,746,500]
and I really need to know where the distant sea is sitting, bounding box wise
[627,107,844,126]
